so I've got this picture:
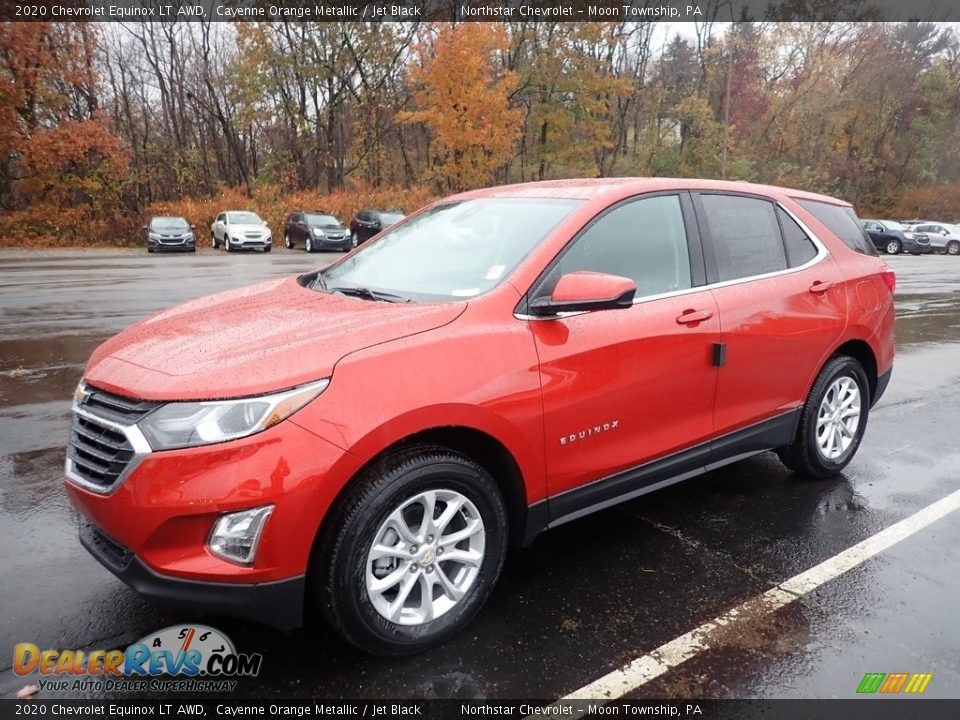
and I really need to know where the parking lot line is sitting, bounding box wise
[562,487,960,700]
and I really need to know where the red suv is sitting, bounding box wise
[65,179,894,655]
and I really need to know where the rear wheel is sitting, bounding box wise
[885,239,901,255]
[948,240,960,256]
[778,355,870,478]
[314,445,508,656]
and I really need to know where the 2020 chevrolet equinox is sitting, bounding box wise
[65,179,894,655]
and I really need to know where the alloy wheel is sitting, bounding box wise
[815,376,861,460]
[365,488,485,626]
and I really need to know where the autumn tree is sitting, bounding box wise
[401,24,521,193]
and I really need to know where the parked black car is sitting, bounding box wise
[860,219,931,255]
[283,211,351,253]
[349,208,406,246]
[144,216,196,253]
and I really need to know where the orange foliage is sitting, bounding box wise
[880,184,960,223]
[401,24,521,193]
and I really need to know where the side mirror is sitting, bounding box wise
[142,225,148,230]
[190,224,196,230]
[942,229,950,236]
[530,271,636,316]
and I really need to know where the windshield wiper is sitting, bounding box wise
[328,285,410,303]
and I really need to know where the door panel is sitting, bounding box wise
[708,259,846,436]
[534,293,720,497]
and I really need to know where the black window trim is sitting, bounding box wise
[691,190,829,289]
[516,190,707,319]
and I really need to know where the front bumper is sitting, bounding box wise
[148,240,195,252]
[227,237,271,249]
[315,236,351,250]
[80,518,304,631]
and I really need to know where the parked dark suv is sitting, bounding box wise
[144,216,196,253]
[860,219,931,255]
[283,211,351,253]
[349,208,405,246]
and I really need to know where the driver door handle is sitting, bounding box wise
[809,280,834,294]
[676,309,713,325]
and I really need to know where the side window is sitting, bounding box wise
[794,199,879,256]
[864,222,880,232]
[778,208,818,268]
[699,194,786,282]
[557,195,692,298]
[216,214,224,224]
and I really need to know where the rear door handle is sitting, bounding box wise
[809,280,834,294]
[676,309,713,325]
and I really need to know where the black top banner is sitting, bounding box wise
[1,0,956,23]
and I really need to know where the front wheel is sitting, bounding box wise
[315,445,508,656]
[211,233,218,250]
[885,240,901,255]
[778,356,870,478]
[284,233,293,249]
[305,235,314,253]
[947,240,960,256]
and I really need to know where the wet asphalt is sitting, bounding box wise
[1,247,959,700]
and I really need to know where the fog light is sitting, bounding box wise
[208,506,273,565]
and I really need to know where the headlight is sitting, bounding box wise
[313,228,325,237]
[208,505,273,565]
[904,232,916,239]
[185,232,194,241]
[138,378,329,450]
[148,232,160,240]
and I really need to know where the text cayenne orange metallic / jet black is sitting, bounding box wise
[65,179,895,655]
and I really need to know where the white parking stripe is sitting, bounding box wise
[562,487,960,701]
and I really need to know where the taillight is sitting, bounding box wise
[880,266,896,293]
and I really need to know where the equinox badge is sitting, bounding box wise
[560,420,620,445]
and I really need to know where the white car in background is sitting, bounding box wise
[905,221,960,256]
[211,211,273,253]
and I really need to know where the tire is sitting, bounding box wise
[305,235,314,253]
[225,237,233,253]
[263,245,271,253]
[351,235,359,249]
[777,355,870,479]
[147,247,155,253]
[211,233,218,250]
[948,241,960,256]
[885,240,901,255]
[314,444,508,656]
[284,233,293,249]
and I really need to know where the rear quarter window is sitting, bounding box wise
[795,199,878,256]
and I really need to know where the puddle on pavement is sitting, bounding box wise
[894,291,960,349]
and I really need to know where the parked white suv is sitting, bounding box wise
[211,211,273,253]
[905,221,960,256]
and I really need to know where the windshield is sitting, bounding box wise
[151,217,189,230]
[380,212,405,225]
[884,220,906,230]
[318,197,582,301]
[228,212,262,225]
[305,213,340,226]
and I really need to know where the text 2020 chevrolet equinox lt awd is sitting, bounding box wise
[66,179,894,655]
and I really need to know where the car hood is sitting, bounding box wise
[84,276,466,401]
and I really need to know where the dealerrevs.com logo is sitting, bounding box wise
[13,625,262,693]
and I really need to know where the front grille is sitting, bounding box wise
[67,385,157,492]
[159,236,186,245]
[244,232,263,239]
